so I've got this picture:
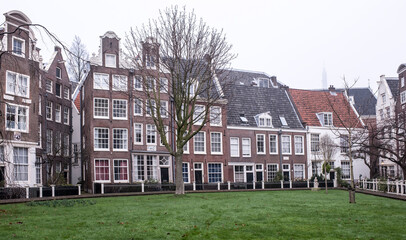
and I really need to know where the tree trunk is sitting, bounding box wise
[402,167,406,181]
[349,135,356,204]
[174,154,184,195]
[324,165,328,194]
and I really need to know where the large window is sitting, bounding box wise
[146,100,156,116]
[14,147,28,181]
[134,123,143,145]
[133,155,160,182]
[193,105,205,125]
[194,132,206,154]
[46,80,53,93]
[46,129,53,155]
[267,164,278,181]
[269,134,277,154]
[94,98,109,118]
[55,83,62,98]
[256,134,265,154]
[230,137,239,157]
[55,104,61,123]
[6,104,28,131]
[134,155,145,181]
[63,134,69,157]
[134,76,142,90]
[6,71,29,98]
[312,161,321,176]
[94,128,109,150]
[56,67,62,79]
[341,161,350,179]
[182,162,189,183]
[311,134,320,153]
[146,77,155,91]
[318,112,333,126]
[160,101,168,118]
[113,75,128,91]
[146,155,157,180]
[113,128,128,151]
[210,106,221,126]
[235,166,244,182]
[134,98,143,116]
[95,159,110,182]
[340,135,349,153]
[242,138,251,157]
[160,78,168,93]
[294,136,304,154]
[208,163,222,183]
[210,132,222,154]
[294,164,304,180]
[105,54,116,68]
[64,87,70,100]
[94,73,109,90]
[63,107,69,125]
[12,37,24,56]
[281,135,291,154]
[35,157,42,184]
[46,101,52,120]
[113,99,127,119]
[146,124,156,145]
[114,159,128,182]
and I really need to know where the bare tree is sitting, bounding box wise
[67,36,89,82]
[318,134,338,194]
[124,6,236,194]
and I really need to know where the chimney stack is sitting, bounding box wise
[328,85,335,92]
[271,76,277,87]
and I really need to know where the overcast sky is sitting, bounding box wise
[3,0,406,92]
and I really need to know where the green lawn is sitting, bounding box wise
[0,190,405,239]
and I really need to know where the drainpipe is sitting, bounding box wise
[278,129,283,175]
[170,97,175,183]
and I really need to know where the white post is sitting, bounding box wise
[26,187,29,199]
[193,181,196,191]
[334,178,338,188]
[373,179,376,192]
[77,184,81,196]
[217,182,220,191]
[280,180,284,189]
[253,181,256,190]
[51,185,55,197]
[141,183,144,193]
[289,180,292,189]
[262,181,265,190]
[402,181,405,195]
[307,180,310,188]
[387,179,390,193]
[362,179,365,190]
[101,183,104,194]
[227,181,230,191]
[39,186,43,198]
[396,180,400,195]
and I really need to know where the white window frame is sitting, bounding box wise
[194,131,206,154]
[207,162,223,183]
[267,164,279,181]
[256,134,266,155]
[46,101,52,121]
[293,164,305,180]
[12,36,25,57]
[210,106,222,126]
[105,54,116,68]
[146,99,156,117]
[63,107,69,125]
[46,79,53,94]
[112,99,128,120]
[93,98,109,119]
[182,162,190,183]
[38,96,42,115]
[146,124,157,145]
[55,83,62,98]
[134,123,143,145]
[160,77,168,93]
[281,135,292,155]
[230,137,239,157]
[134,98,143,116]
[13,147,28,182]
[64,87,70,100]
[113,128,128,151]
[294,135,304,155]
[94,127,110,151]
[94,159,110,183]
[269,134,278,154]
[210,132,223,155]
[341,161,350,179]
[401,91,406,104]
[93,73,109,90]
[6,70,30,98]
[160,101,168,118]
[6,103,29,132]
[113,159,129,183]
[160,126,169,146]
[193,105,205,125]
[242,138,251,157]
[134,76,142,91]
[112,75,128,91]
[55,104,61,123]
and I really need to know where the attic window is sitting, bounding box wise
[279,116,288,126]
[105,54,116,68]
[239,114,248,123]
[56,67,61,79]
[317,112,333,127]
[257,78,269,88]
[255,113,272,127]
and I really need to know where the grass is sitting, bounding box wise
[0,190,405,239]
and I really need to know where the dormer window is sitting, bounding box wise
[257,78,269,88]
[105,54,116,68]
[239,114,248,123]
[56,67,61,79]
[317,112,333,126]
[279,116,288,127]
[255,112,273,127]
[12,37,25,56]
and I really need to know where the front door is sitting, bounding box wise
[194,163,203,190]
[329,171,335,180]
[0,167,4,183]
[160,168,169,183]
[256,172,263,182]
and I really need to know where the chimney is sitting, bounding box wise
[54,46,61,53]
[328,85,335,92]
[271,76,278,87]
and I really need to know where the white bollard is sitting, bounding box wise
[227,181,230,191]
[217,182,220,191]
[141,183,144,193]
[373,179,376,192]
[51,185,55,197]
[253,181,256,190]
[396,181,400,195]
[402,181,405,195]
[387,179,390,193]
[78,184,81,196]
[262,181,265,189]
[39,186,43,198]
[289,180,292,189]
[26,187,29,199]
[193,181,196,191]
[363,179,365,190]
[307,180,310,188]
[101,183,104,194]
[280,180,284,189]
[334,179,338,188]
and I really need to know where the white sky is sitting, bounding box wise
[3,0,406,92]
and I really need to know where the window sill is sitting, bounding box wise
[194,152,206,155]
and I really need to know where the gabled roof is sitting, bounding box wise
[224,70,302,129]
[397,63,406,74]
[386,78,399,98]
[346,88,377,116]
[289,88,362,128]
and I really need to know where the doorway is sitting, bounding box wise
[194,163,203,190]
[160,168,169,183]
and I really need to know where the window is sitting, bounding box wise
[46,80,53,93]
[294,164,304,180]
[208,163,222,183]
[294,136,304,154]
[317,112,333,126]
[269,135,277,154]
[56,67,61,79]
[257,115,272,127]
[112,99,127,119]
[160,78,168,92]
[113,128,128,151]
[256,134,265,154]
[55,132,61,156]
[6,71,29,98]
[258,78,269,88]
[46,101,52,120]
[193,105,205,125]
[159,126,169,146]
[55,104,61,123]
[146,155,157,180]
[312,161,321,176]
[55,83,61,98]
[134,123,143,145]
[210,106,222,126]
[134,155,158,181]
[340,135,349,153]
[401,91,406,104]
[12,37,24,56]
[63,134,69,157]
[134,98,143,116]
[210,132,222,154]
[280,116,288,126]
[386,107,390,118]
[134,155,145,181]
[46,129,53,155]
[146,124,156,145]
[6,104,28,131]
[113,75,128,91]
[382,93,386,104]
[56,162,62,173]
[105,54,116,68]
[194,132,206,153]
[242,138,251,157]
[311,134,320,153]
[38,96,42,115]
[402,77,405,88]
[183,132,189,154]
[35,157,42,184]
[146,54,155,68]
[94,128,109,150]
[38,123,42,147]
[14,147,28,181]
[160,101,168,118]
[94,73,109,90]
[95,159,110,182]
[341,161,350,179]
[64,87,70,100]
[146,77,155,92]
[235,166,244,182]
[182,163,189,183]
[63,107,69,125]
[230,137,239,157]
[146,100,156,116]
[94,98,109,118]
[114,159,128,182]
[281,135,291,154]
[267,164,278,181]
[134,76,142,90]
